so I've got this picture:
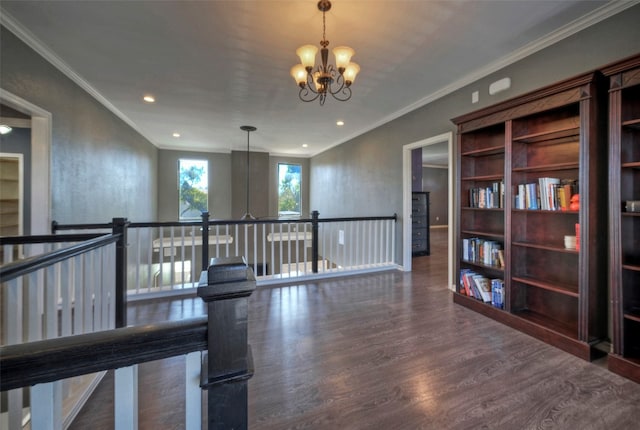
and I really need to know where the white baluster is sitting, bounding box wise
[115,365,138,430]
[185,352,202,430]
[31,381,63,430]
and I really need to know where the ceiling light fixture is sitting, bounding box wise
[143,95,155,103]
[290,0,360,105]
[172,132,181,138]
[336,120,344,126]
[240,125,257,220]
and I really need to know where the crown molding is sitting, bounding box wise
[0,8,159,148]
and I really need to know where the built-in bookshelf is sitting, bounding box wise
[0,157,21,236]
[457,121,506,308]
[603,54,640,383]
[452,71,608,361]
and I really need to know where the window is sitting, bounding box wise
[178,159,208,219]
[278,163,301,217]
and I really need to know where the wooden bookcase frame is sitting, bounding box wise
[603,54,640,383]
[452,71,608,361]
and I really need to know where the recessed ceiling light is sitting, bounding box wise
[302,143,308,148]
[172,132,181,138]
[0,125,12,135]
[336,120,345,126]
[143,95,155,103]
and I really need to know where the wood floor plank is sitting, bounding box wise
[70,229,640,429]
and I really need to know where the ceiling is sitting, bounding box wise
[0,1,629,157]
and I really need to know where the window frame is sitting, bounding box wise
[178,158,209,220]
[277,162,302,218]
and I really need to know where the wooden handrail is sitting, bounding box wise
[0,233,104,245]
[0,317,207,391]
[50,213,398,231]
[0,233,120,283]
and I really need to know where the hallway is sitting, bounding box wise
[70,227,640,429]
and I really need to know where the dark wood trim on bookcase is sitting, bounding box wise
[608,354,640,384]
[453,293,598,360]
[452,70,608,362]
[602,53,640,384]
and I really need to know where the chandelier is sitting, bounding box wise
[290,0,360,105]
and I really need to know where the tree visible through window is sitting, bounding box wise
[278,163,301,217]
[178,159,208,219]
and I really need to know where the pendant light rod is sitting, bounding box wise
[240,125,257,220]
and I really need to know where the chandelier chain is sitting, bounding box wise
[321,9,329,48]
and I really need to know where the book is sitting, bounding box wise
[491,279,504,309]
[462,238,502,267]
[460,269,472,296]
[472,275,492,303]
[497,250,505,268]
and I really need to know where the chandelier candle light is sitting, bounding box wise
[290,0,360,105]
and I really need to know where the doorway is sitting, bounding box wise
[0,89,51,235]
[402,132,455,290]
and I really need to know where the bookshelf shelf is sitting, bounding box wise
[512,276,579,298]
[622,118,640,129]
[461,174,503,181]
[512,241,578,254]
[512,208,579,215]
[461,260,504,272]
[453,70,607,362]
[461,145,505,157]
[512,126,579,144]
[461,207,504,212]
[512,162,579,173]
[625,312,640,323]
[460,229,503,239]
[604,53,640,383]
[513,309,577,339]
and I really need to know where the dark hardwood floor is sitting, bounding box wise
[70,228,640,429]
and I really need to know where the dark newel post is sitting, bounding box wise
[311,210,319,273]
[201,211,210,272]
[198,256,255,430]
[112,217,129,328]
[51,220,58,234]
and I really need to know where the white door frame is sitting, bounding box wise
[402,131,455,290]
[0,89,52,235]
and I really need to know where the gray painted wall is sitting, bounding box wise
[422,167,448,226]
[310,6,640,264]
[1,27,158,224]
[232,150,270,219]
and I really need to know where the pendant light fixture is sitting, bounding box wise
[240,125,257,220]
[290,0,360,105]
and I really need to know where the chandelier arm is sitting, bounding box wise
[298,86,321,103]
[330,86,352,102]
[327,72,346,96]
[305,72,319,94]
